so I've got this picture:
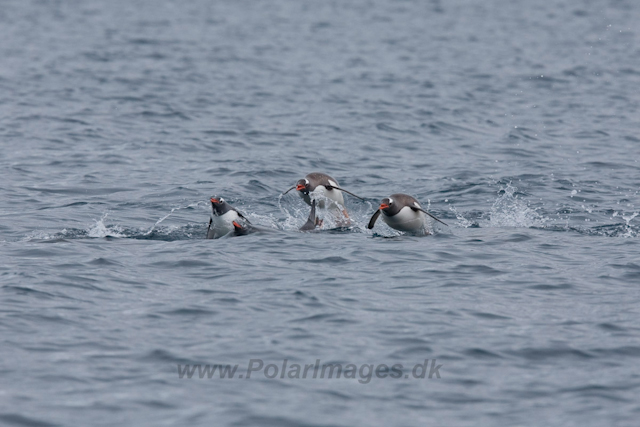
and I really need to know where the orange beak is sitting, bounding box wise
[232,221,241,228]
[296,184,306,191]
[210,198,219,204]
[379,203,390,210]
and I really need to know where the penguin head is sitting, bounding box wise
[210,196,227,215]
[296,178,310,194]
[379,197,394,212]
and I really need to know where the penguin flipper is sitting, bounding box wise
[326,185,365,201]
[206,218,214,239]
[235,209,252,224]
[412,207,448,226]
[282,185,296,195]
[367,209,381,229]
[300,200,320,231]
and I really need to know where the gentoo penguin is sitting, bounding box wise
[206,196,251,239]
[367,194,448,233]
[283,172,363,227]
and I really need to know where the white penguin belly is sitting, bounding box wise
[208,210,239,238]
[301,185,345,209]
[382,207,428,232]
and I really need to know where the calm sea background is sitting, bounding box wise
[1,0,639,425]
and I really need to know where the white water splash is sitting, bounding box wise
[23,230,60,241]
[449,205,474,228]
[88,213,125,238]
[620,211,639,238]
[145,201,206,236]
[277,193,311,230]
[25,214,125,240]
[278,190,373,232]
[489,184,547,228]
[622,212,638,224]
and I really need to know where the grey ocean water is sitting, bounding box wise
[1,0,639,425]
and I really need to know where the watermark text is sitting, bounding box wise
[177,359,442,384]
